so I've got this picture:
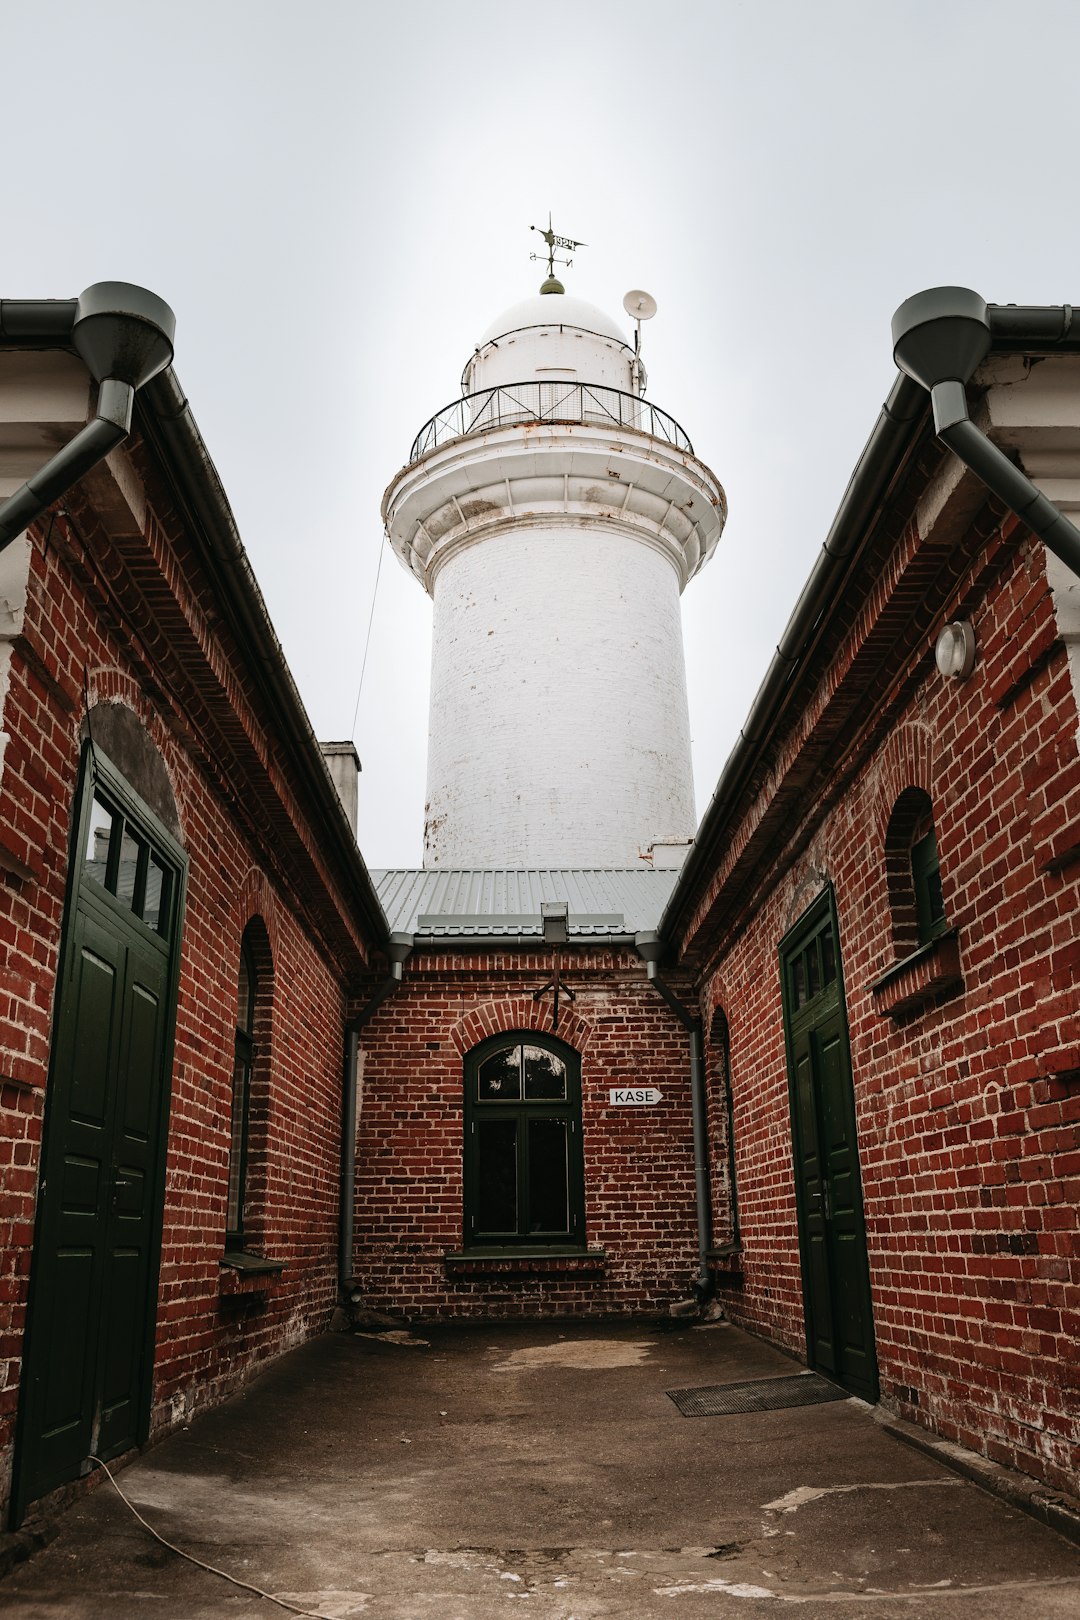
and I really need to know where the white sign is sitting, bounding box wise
[609,1087,663,1106]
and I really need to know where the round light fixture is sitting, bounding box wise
[934,620,977,679]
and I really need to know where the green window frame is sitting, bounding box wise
[911,825,947,945]
[885,787,949,957]
[463,1033,585,1249]
[784,911,840,1015]
[227,934,257,1248]
[82,787,175,937]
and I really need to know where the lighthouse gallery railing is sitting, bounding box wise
[408,382,694,465]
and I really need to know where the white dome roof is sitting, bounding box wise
[478,293,630,349]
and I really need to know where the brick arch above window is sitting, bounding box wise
[232,867,282,967]
[782,866,832,936]
[701,972,733,1039]
[78,671,186,842]
[872,722,937,854]
[449,995,594,1059]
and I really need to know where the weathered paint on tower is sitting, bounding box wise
[382,288,726,867]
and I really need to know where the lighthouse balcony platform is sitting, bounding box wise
[383,389,726,596]
[409,381,692,464]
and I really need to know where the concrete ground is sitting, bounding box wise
[4,1318,1080,1619]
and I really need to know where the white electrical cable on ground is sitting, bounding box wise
[88,1456,338,1620]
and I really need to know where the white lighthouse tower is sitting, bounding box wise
[382,244,726,869]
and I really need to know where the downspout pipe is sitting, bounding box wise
[892,286,1080,580]
[635,930,712,1295]
[0,283,175,550]
[338,931,413,1296]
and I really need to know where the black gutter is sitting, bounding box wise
[0,297,77,342]
[339,933,413,1294]
[662,301,1080,948]
[0,297,389,953]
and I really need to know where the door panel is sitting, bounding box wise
[783,897,877,1401]
[791,1033,836,1374]
[28,913,124,1493]
[15,756,183,1524]
[97,1246,143,1454]
[36,1249,94,1470]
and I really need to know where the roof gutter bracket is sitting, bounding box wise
[893,286,1080,580]
[0,282,175,552]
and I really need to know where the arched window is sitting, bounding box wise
[226,920,272,1251]
[885,788,947,955]
[463,1034,584,1248]
[709,1009,740,1250]
[227,933,257,1248]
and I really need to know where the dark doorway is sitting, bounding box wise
[780,890,877,1401]
[13,743,186,1522]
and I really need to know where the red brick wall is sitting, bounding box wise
[354,950,704,1318]
[0,498,356,1519]
[696,526,1080,1495]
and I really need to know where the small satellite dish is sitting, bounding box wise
[623,289,658,321]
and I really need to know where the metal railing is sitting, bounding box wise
[408,381,694,464]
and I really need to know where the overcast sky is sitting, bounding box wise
[4,0,1080,867]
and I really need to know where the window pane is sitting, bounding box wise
[792,955,806,1009]
[523,1045,566,1099]
[912,829,946,942]
[144,855,170,935]
[227,1047,250,1236]
[821,930,836,986]
[527,1118,569,1233]
[237,950,255,1034]
[115,825,143,911]
[478,1045,521,1101]
[806,943,821,1000]
[476,1118,518,1232]
[83,796,113,885]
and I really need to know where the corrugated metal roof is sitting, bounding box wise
[372,868,680,940]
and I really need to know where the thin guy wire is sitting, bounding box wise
[350,536,386,741]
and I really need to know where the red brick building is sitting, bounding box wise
[0,283,1076,1528]
[354,296,1080,1500]
[663,310,1080,1493]
[356,870,701,1318]
[0,288,386,1525]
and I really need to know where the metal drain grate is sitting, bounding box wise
[667,1373,848,1417]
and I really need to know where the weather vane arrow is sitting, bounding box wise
[530,212,587,281]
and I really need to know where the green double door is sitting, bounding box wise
[782,893,878,1401]
[14,750,184,1522]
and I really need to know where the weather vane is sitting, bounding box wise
[530,213,587,280]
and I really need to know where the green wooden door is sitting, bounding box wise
[782,893,877,1401]
[14,749,184,1521]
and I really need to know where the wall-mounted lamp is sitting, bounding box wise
[935,620,977,680]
